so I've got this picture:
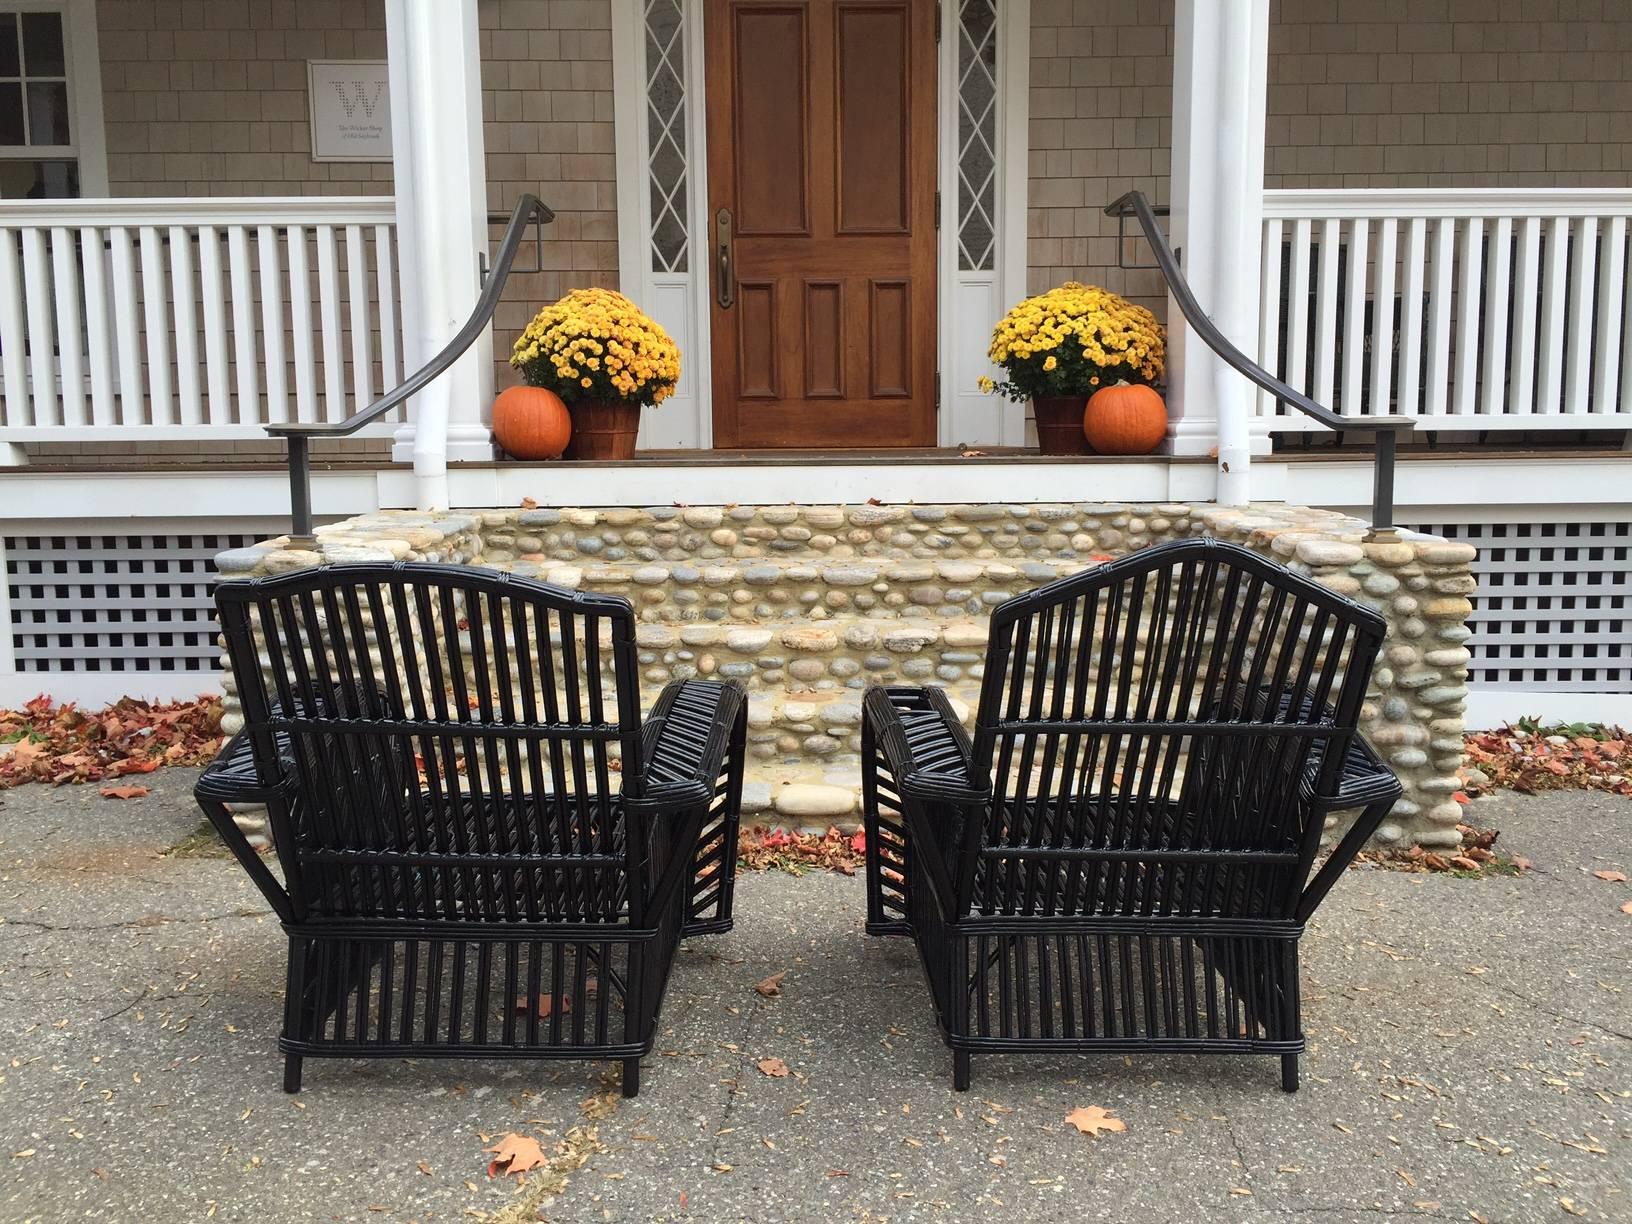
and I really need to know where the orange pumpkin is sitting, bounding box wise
[492,385,572,459]
[1083,383,1167,455]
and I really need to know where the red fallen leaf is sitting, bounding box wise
[484,1132,546,1178]
[1090,553,1115,562]
[866,497,884,505]
[1451,791,1470,804]
[111,757,162,775]
[99,785,149,800]
[762,829,792,849]
[849,829,866,855]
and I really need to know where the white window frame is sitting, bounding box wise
[610,0,1030,449]
[0,0,106,197]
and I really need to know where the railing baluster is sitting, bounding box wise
[81,225,115,426]
[228,225,260,425]
[316,223,346,423]
[1369,217,1397,418]
[170,225,203,427]
[138,225,174,426]
[1397,216,1427,419]
[1451,217,1483,417]
[49,226,86,427]
[1313,217,1340,409]
[109,227,142,427]
[1536,216,1570,415]
[1257,217,1282,419]
[287,224,318,424]
[0,230,28,427]
[257,223,290,424]
[1423,217,1456,419]
[1339,217,1368,418]
[376,223,401,393]
[197,224,232,425]
[1286,218,1312,408]
[22,228,56,427]
[1510,216,1542,421]
[345,223,373,413]
[1564,215,1598,414]
[1596,216,1628,416]
[1480,217,1513,419]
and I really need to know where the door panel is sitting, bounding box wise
[706,0,937,449]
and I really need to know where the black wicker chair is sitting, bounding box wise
[861,538,1402,1092]
[195,563,746,1097]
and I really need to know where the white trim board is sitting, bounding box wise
[612,0,1030,451]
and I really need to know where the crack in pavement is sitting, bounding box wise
[0,907,268,935]
[702,993,767,1173]
[1469,977,1632,1042]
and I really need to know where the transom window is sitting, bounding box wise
[0,6,78,198]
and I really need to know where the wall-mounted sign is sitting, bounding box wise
[307,60,392,162]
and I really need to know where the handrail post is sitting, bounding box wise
[1369,427,1397,539]
[287,434,315,548]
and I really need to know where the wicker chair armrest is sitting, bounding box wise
[863,685,990,806]
[194,729,294,804]
[1306,732,1404,813]
[627,679,746,814]
[192,732,296,924]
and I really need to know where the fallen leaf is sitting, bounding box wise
[520,496,538,509]
[416,1161,433,1176]
[1064,1106,1126,1137]
[484,1132,546,1179]
[754,972,787,998]
[98,785,149,800]
[1620,901,1632,915]
[1592,869,1627,882]
[756,1057,790,1078]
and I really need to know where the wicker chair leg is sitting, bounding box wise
[621,1058,641,1099]
[952,1050,971,1092]
[283,1055,303,1094]
[1281,1053,1299,1094]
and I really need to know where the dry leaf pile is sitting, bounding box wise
[1463,720,1630,798]
[1357,823,1524,877]
[0,694,223,790]
[737,825,866,876]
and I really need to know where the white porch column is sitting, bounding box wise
[386,0,493,511]
[1166,0,1270,506]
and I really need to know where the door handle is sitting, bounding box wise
[715,208,734,309]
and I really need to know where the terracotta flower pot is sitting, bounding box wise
[1032,396,1091,455]
[564,401,642,460]
[491,385,572,460]
[1083,383,1168,455]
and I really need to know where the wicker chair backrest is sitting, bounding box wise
[968,538,1386,919]
[216,563,645,922]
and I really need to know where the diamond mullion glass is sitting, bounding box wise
[957,0,999,274]
[645,0,689,275]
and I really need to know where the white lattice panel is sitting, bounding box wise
[1414,519,1631,694]
[5,532,256,675]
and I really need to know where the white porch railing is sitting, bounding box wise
[1258,189,1632,433]
[0,197,403,444]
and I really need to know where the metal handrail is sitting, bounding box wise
[267,194,554,544]
[1104,190,1413,532]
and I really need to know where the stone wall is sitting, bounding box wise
[217,501,1477,849]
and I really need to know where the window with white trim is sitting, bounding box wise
[0,4,80,197]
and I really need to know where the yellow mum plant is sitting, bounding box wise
[510,288,680,407]
[979,282,1164,403]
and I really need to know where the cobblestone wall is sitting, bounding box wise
[217,502,1476,848]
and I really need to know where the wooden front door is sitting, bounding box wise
[704,0,937,449]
